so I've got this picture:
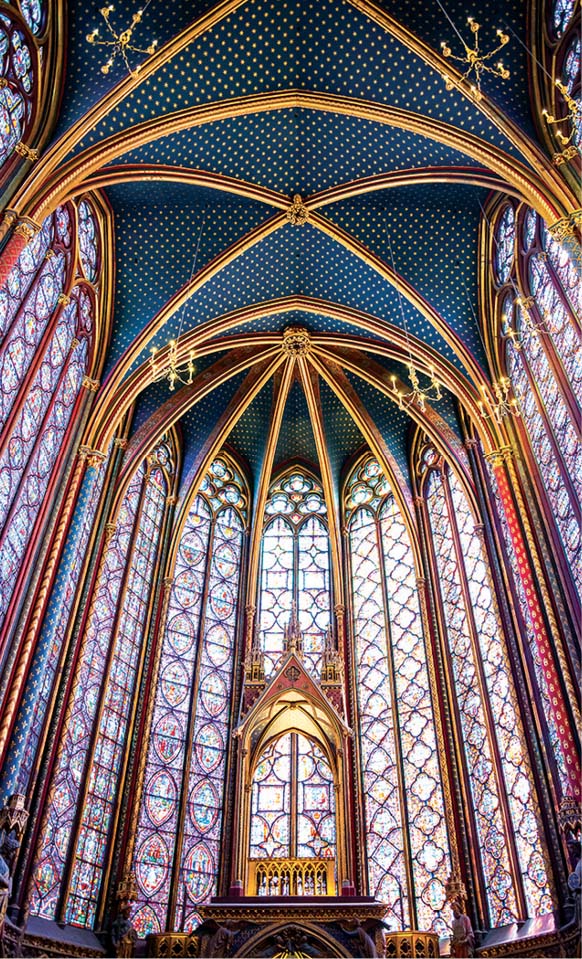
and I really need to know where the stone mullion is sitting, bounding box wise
[341,524,365,896]
[55,464,151,923]
[221,522,251,898]
[487,448,581,798]
[0,382,98,764]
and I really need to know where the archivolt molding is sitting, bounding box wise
[88,299,499,456]
[110,349,284,522]
[88,211,287,449]
[297,357,345,608]
[308,166,517,208]
[59,164,290,210]
[59,163,513,212]
[311,345,482,467]
[244,359,296,610]
[306,351,421,564]
[309,211,488,384]
[15,90,570,224]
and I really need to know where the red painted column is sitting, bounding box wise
[491,453,580,798]
[0,219,39,287]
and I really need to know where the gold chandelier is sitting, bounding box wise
[478,378,521,423]
[86,4,157,76]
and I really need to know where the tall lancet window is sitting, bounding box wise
[0,199,103,642]
[419,445,553,926]
[30,439,176,928]
[258,469,331,677]
[130,455,247,937]
[345,456,451,936]
[490,201,580,599]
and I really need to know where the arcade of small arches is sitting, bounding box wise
[0,0,579,957]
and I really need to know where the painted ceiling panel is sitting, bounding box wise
[322,183,490,365]
[345,369,413,481]
[53,0,216,139]
[363,351,464,436]
[273,379,319,470]
[226,379,274,491]
[130,351,220,433]
[380,0,538,139]
[175,369,249,488]
[102,110,484,195]
[104,182,273,373]
[317,377,368,486]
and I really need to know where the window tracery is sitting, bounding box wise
[491,201,581,600]
[345,456,451,935]
[0,199,103,641]
[30,440,175,927]
[0,10,36,170]
[258,470,331,678]
[131,455,247,937]
[419,447,553,925]
[249,733,336,868]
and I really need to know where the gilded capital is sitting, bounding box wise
[547,210,582,242]
[78,444,106,468]
[14,217,41,240]
[82,375,100,392]
[14,141,39,161]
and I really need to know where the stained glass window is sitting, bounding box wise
[551,0,576,38]
[494,205,515,284]
[131,455,247,937]
[483,459,571,798]
[492,202,581,601]
[346,456,451,935]
[249,733,336,864]
[0,201,103,644]
[259,470,331,678]
[30,441,175,927]
[0,449,109,804]
[0,11,36,170]
[422,450,553,925]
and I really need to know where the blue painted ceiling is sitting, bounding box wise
[52,0,541,493]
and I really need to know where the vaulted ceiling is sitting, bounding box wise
[37,0,568,500]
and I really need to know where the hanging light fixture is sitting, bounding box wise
[435,0,510,99]
[86,3,158,76]
[542,81,581,162]
[384,222,442,412]
[478,377,521,423]
[149,209,208,391]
